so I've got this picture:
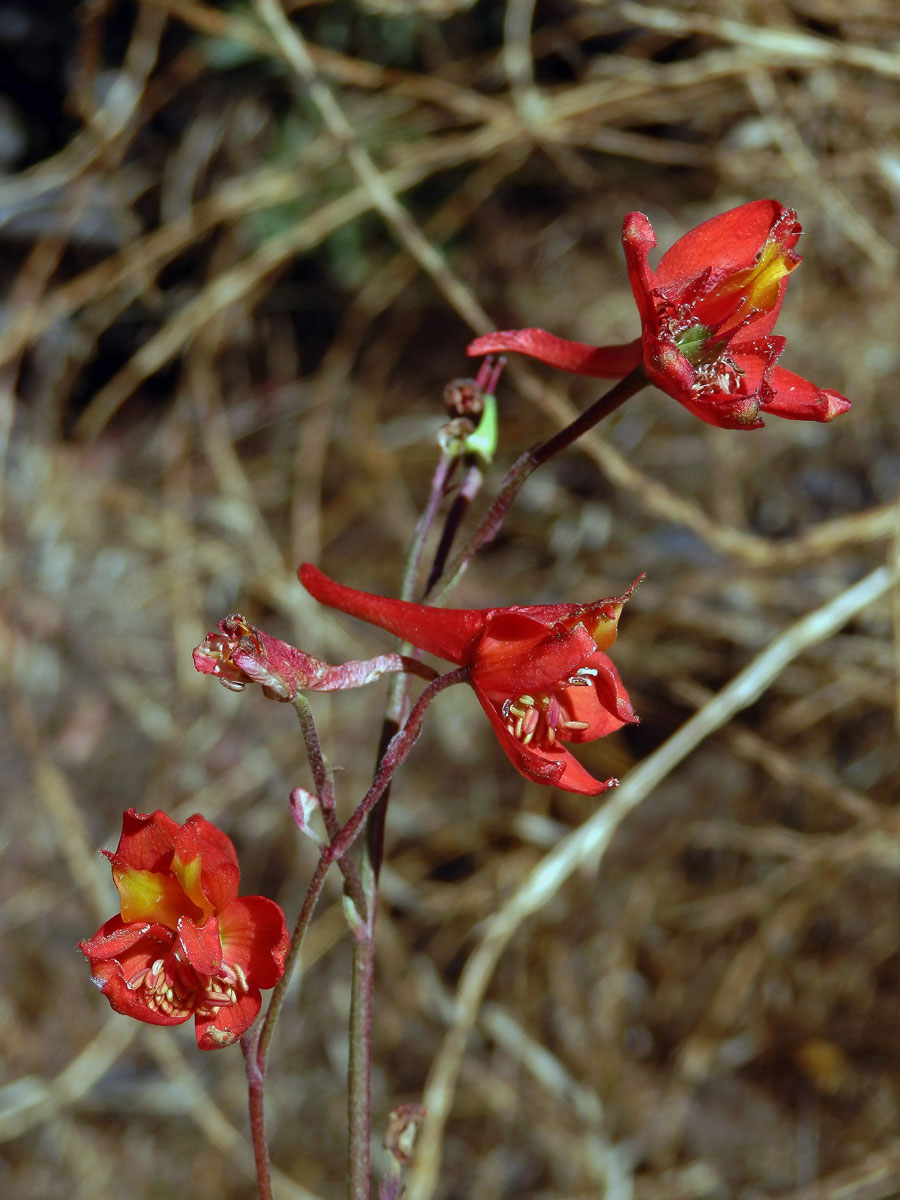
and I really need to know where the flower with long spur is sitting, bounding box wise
[299,564,640,796]
[193,613,437,699]
[79,810,289,1049]
[469,200,851,430]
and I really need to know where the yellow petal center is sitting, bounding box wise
[713,235,798,320]
[113,864,200,928]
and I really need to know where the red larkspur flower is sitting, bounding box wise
[79,809,289,1050]
[469,200,851,430]
[299,563,639,796]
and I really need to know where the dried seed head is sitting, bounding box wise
[443,377,485,419]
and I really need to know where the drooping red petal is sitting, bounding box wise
[195,989,261,1050]
[656,200,792,286]
[552,754,618,795]
[675,391,766,431]
[762,367,852,422]
[559,652,637,741]
[299,563,490,664]
[114,809,180,872]
[80,922,187,1028]
[467,329,642,379]
[474,685,617,796]
[88,957,191,1027]
[218,896,289,989]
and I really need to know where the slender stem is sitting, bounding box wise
[403,451,457,601]
[424,459,484,596]
[242,1027,275,1200]
[293,693,368,919]
[346,665,468,1200]
[330,668,469,865]
[365,453,456,881]
[257,848,331,1073]
[348,857,376,1200]
[433,367,647,601]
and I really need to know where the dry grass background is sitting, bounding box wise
[2,1,900,1197]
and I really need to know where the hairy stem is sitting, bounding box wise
[424,459,484,596]
[293,692,368,919]
[331,668,469,866]
[242,1027,275,1200]
[257,848,331,1073]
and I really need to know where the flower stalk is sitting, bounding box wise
[242,1027,275,1200]
[434,366,647,599]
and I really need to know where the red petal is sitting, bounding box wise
[176,915,223,976]
[80,922,187,1028]
[552,752,619,795]
[195,990,261,1050]
[174,815,241,913]
[114,809,180,871]
[656,200,792,285]
[107,855,203,927]
[560,652,637,740]
[763,368,851,422]
[467,329,641,378]
[89,959,191,1027]
[473,685,619,796]
[621,212,661,331]
[676,392,766,430]
[299,564,490,665]
[218,896,289,989]
[79,916,154,964]
[473,619,597,696]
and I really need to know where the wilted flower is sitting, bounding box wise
[193,613,422,700]
[469,201,851,430]
[299,564,639,796]
[79,809,289,1050]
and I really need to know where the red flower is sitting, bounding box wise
[193,613,417,699]
[79,810,289,1050]
[468,201,851,430]
[299,564,639,796]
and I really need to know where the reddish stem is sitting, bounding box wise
[242,1027,275,1200]
[328,667,469,865]
[424,459,484,596]
[256,849,332,1073]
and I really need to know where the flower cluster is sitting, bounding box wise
[82,199,852,1071]
[469,200,851,430]
[80,810,289,1049]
